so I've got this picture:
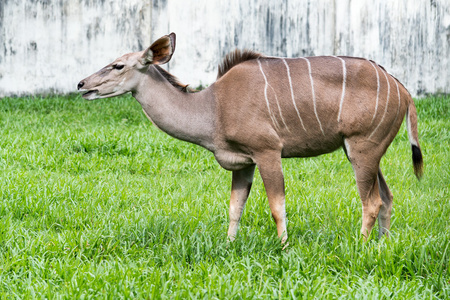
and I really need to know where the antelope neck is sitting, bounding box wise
[133,66,216,151]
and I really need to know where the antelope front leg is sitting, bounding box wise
[255,151,287,243]
[227,165,255,241]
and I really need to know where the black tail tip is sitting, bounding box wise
[412,145,423,180]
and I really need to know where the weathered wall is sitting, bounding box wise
[0,0,151,96]
[152,0,450,96]
[1,0,449,97]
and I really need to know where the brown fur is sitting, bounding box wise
[372,60,411,96]
[217,49,263,79]
[78,33,423,244]
[154,65,191,93]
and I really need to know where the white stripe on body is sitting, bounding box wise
[269,84,290,131]
[368,60,380,125]
[392,79,401,126]
[257,58,280,129]
[334,56,347,123]
[300,57,325,136]
[283,58,307,132]
[369,67,391,139]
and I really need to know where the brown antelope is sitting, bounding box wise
[78,33,423,243]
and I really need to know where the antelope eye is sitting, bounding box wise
[113,64,125,70]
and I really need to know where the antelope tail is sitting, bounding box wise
[405,99,423,179]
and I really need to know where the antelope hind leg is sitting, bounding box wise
[356,168,383,239]
[254,151,287,243]
[227,164,255,241]
[377,168,393,238]
[344,139,383,239]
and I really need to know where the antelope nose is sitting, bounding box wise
[77,81,85,90]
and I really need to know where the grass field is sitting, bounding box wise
[0,94,449,298]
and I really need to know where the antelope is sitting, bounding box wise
[78,33,423,243]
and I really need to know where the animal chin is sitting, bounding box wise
[82,90,99,100]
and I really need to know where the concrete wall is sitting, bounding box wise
[0,0,151,96]
[1,0,449,97]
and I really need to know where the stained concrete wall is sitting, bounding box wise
[0,0,151,96]
[151,0,450,96]
[1,0,449,97]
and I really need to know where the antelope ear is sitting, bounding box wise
[140,33,176,65]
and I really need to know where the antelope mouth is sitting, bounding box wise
[82,90,99,100]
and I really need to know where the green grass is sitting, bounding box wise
[0,94,449,299]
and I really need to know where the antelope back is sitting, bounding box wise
[214,55,411,157]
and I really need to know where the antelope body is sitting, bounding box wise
[78,33,423,243]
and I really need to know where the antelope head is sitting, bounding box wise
[77,33,176,100]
